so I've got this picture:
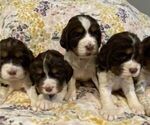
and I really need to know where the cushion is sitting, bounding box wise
[0,0,150,124]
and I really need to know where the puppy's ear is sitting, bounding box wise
[60,26,69,51]
[29,60,37,86]
[97,44,111,71]
[26,49,34,63]
[137,42,143,66]
[64,60,73,83]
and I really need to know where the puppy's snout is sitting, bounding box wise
[7,70,17,76]
[45,86,53,92]
[85,44,94,51]
[129,68,138,74]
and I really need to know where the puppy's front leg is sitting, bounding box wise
[98,72,123,121]
[64,77,76,101]
[25,85,38,108]
[122,78,145,115]
[35,94,61,111]
[31,94,50,111]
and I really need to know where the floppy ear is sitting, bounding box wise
[97,44,111,71]
[139,42,144,64]
[29,60,37,86]
[64,60,73,83]
[60,26,69,51]
[26,48,34,63]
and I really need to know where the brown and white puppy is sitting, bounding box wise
[136,36,150,90]
[29,50,73,110]
[97,32,144,120]
[135,36,150,115]
[60,14,101,101]
[0,37,34,104]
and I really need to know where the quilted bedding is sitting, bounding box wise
[0,0,150,124]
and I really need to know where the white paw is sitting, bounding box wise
[64,91,76,101]
[32,101,62,111]
[130,103,145,115]
[50,102,62,109]
[31,99,51,111]
[100,106,124,121]
[37,99,51,111]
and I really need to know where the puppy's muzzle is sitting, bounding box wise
[43,86,54,93]
[85,43,94,51]
[7,69,17,76]
[129,68,138,74]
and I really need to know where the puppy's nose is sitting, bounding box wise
[129,68,138,74]
[45,87,53,92]
[8,70,17,75]
[85,44,94,51]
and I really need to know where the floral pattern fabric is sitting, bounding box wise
[0,0,150,124]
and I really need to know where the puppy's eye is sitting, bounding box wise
[74,28,84,37]
[52,68,58,74]
[36,68,43,74]
[52,68,62,76]
[15,52,23,58]
[1,51,8,58]
[90,25,99,34]
[116,53,131,61]
[54,73,62,78]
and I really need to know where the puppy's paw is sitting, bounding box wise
[130,103,145,115]
[64,91,76,101]
[50,102,62,109]
[100,106,124,121]
[37,99,51,111]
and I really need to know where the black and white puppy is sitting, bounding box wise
[29,50,73,110]
[60,14,101,101]
[0,37,34,104]
[97,32,144,120]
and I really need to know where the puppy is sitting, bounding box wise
[136,36,150,90]
[135,36,150,116]
[29,50,73,110]
[0,37,34,104]
[97,32,144,120]
[60,14,101,101]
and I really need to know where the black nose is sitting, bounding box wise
[129,68,138,74]
[45,87,53,92]
[85,44,94,51]
[8,70,17,75]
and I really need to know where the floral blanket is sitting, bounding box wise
[0,0,150,124]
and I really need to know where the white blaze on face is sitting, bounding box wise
[121,60,141,77]
[76,17,98,56]
[43,54,49,78]
[0,63,25,81]
[41,54,58,95]
[128,34,136,45]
